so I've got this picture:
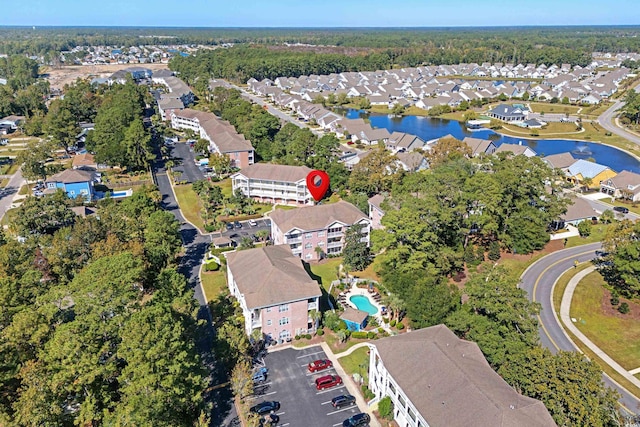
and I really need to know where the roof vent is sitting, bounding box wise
[510,405,515,410]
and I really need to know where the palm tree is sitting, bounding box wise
[309,309,322,330]
[336,330,348,344]
[382,294,405,322]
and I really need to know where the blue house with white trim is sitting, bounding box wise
[45,169,95,201]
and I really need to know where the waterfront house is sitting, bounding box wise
[488,104,528,122]
[462,137,497,156]
[566,159,617,188]
[494,143,537,158]
[225,245,322,341]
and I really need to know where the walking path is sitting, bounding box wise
[549,224,579,241]
[560,265,640,390]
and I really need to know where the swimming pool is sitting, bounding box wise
[349,295,378,315]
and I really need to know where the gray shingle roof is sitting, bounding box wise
[270,201,368,233]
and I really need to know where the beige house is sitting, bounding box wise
[225,245,322,341]
[600,170,640,202]
[367,325,557,427]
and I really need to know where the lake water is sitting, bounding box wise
[342,109,640,174]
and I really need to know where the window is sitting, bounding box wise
[304,242,312,249]
[305,253,312,259]
[279,317,289,325]
[317,231,325,237]
[267,319,272,326]
[305,232,313,239]
[318,241,324,246]
[266,307,272,312]
[278,304,289,312]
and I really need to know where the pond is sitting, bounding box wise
[341,109,640,174]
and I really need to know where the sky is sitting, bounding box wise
[3,0,640,27]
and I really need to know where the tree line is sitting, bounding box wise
[0,188,209,426]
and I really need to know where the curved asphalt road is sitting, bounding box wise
[598,82,640,147]
[520,243,640,414]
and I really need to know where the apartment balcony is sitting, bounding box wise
[286,237,302,244]
[327,232,343,238]
[308,302,318,311]
[327,241,343,249]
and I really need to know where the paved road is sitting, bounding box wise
[152,156,237,426]
[0,168,25,221]
[520,244,640,414]
[598,82,640,147]
[578,194,640,222]
[170,142,206,183]
[228,83,324,136]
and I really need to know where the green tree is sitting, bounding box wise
[13,190,76,236]
[378,396,394,420]
[577,220,592,237]
[44,99,79,150]
[601,220,640,296]
[391,103,405,116]
[348,146,398,196]
[122,118,154,170]
[342,224,371,271]
[425,136,471,167]
[194,138,209,155]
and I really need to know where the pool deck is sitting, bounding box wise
[340,285,392,333]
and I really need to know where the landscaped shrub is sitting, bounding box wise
[295,335,301,340]
[305,334,312,340]
[610,292,620,306]
[488,241,501,261]
[316,329,324,336]
[397,323,405,330]
[389,319,397,327]
[577,220,592,237]
[204,262,219,272]
[377,327,384,334]
[378,396,394,420]
[367,331,376,339]
[361,385,375,400]
[619,302,630,314]
[383,317,389,324]
[351,331,369,339]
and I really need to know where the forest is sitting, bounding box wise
[0,188,209,426]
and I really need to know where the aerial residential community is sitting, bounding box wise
[2,3,640,427]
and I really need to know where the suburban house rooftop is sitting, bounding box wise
[373,325,556,427]
[225,245,321,309]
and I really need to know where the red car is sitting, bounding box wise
[308,359,333,373]
[315,374,342,390]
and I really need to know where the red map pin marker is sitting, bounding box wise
[306,170,330,202]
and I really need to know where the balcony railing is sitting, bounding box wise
[308,302,318,311]
[286,237,302,244]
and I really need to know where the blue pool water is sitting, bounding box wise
[111,191,128,198]
[350,295,378,315]
[341,109,640,174]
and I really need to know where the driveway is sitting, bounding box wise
[519,244,640,414]
[170,142,205,183]
[254,346,365,427]
[211,218,272,246]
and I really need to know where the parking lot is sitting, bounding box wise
[211,218,271,246]
[250,345,365,427]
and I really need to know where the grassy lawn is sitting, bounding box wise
[308,258,343,291]
[18,185,28,195]
[0,178,8,188]
[564,223,610,248]
[275,204,297,211]
[527,102,582,115]
[172,184,205,231]
[497,251,549,278]
[214,178,233,198]
[571,271,640,370]
[200,269,227,302]
[325,331,370,354]
[338,346,370,381]
[552,265,640,400]
[501,122,581,137]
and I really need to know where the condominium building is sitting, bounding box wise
[231,163,313,206]
[170,109,255,169]
[225,245,322,342]
[367,325,556,427]
[270,201,370,260]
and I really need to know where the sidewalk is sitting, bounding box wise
[320,341,382,427]
[560,266,640,390]
[549,224,579,241]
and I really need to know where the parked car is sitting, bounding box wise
[331,394,356,408]
[249,219,257,226]
[225,222,234,230]
[258,413,279,426]
[613,206,629,214]
[234,220,242,229]
[252,367,268,384]
[315,374,342,390]
[250,401,280,415]
[342,413,371,427]
[308,359,333,373]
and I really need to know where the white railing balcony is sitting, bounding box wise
[308,302,318,311]
[286,237,302,244]
[327,242,343,249]
[327,232,343,238]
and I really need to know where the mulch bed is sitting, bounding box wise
[601,288,640,321]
